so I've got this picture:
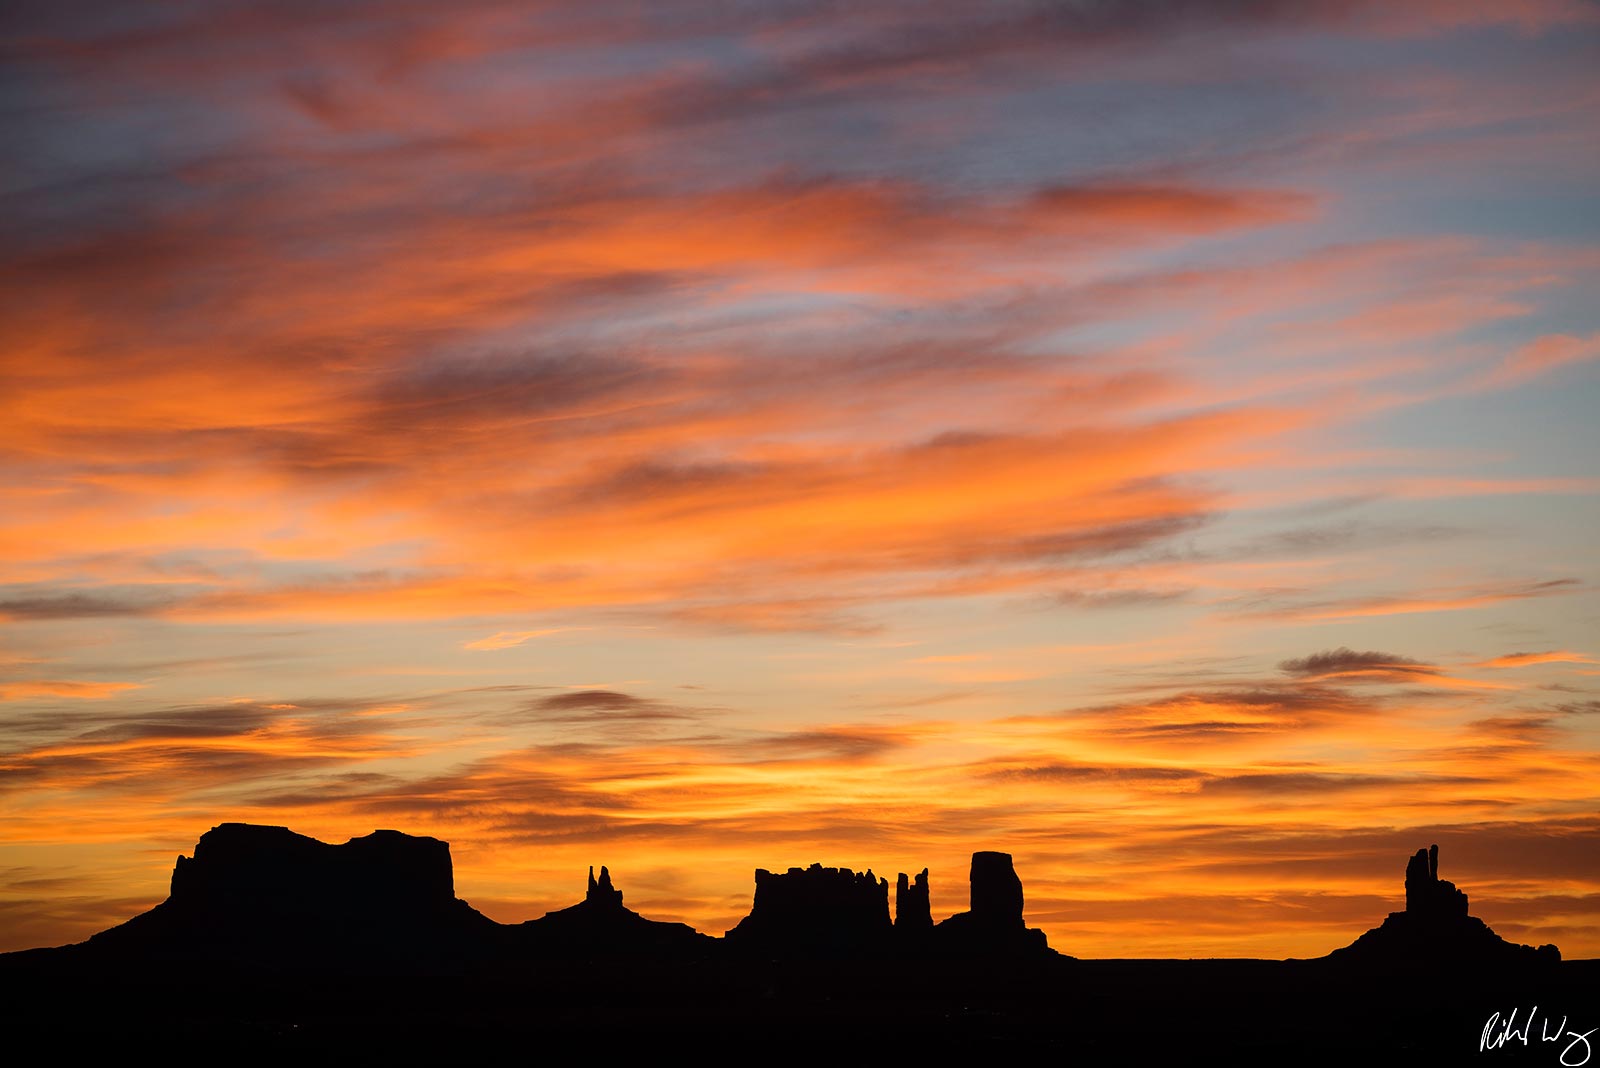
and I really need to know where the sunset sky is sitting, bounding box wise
[3,1,1598,959]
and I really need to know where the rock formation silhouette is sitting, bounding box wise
[0,822,1581,1058]
[725,862,892,955]
[9,823,1574,983]
[725,853,1057,957]
[14,824,1068,969]
[970,850,1024,920]
[83,823,497,968]
[1328,843,1559,967]
[895,868,931,929]
[1403,844,1467,916]
[931,850,1051,955]
[514,862,713,957]
[588,865,623,907]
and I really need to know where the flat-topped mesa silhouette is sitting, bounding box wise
[170,823,454,909]
[895,868,931,930]
[931,851,1051,956]
[725,863,892,955]
[723,852,1055,957]
[1327,843,1559,968]
[514,863,713,957]
[85,823,497,967]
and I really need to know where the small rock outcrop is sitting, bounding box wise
[586,865,624,908]
[516,864,713,957]
[895,868,931,929]
[725,863,891,954]
[1328,844,1559,968]
[1403,844,1467,917]
[932,851,1051,956]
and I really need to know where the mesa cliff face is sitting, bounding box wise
[725,863,893,954]
[930,851,1051,955]
[87,823,496,967]
[1327,844,1559,967]
[168,823,456,912]
[725,852,1055,957]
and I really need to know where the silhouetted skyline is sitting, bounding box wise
[4,822,1565,966]
[4,822,1590,1057]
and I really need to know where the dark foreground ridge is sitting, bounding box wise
[1,824,1590,1060]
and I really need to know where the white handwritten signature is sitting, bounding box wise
[1481,1006,1595,1066]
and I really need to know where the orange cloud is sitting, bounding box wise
[1476,650,1598,669]
[1234,579,1583,622]
[0,681,142,701]
[462,628,578,651]
[1483,331,1600,387]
